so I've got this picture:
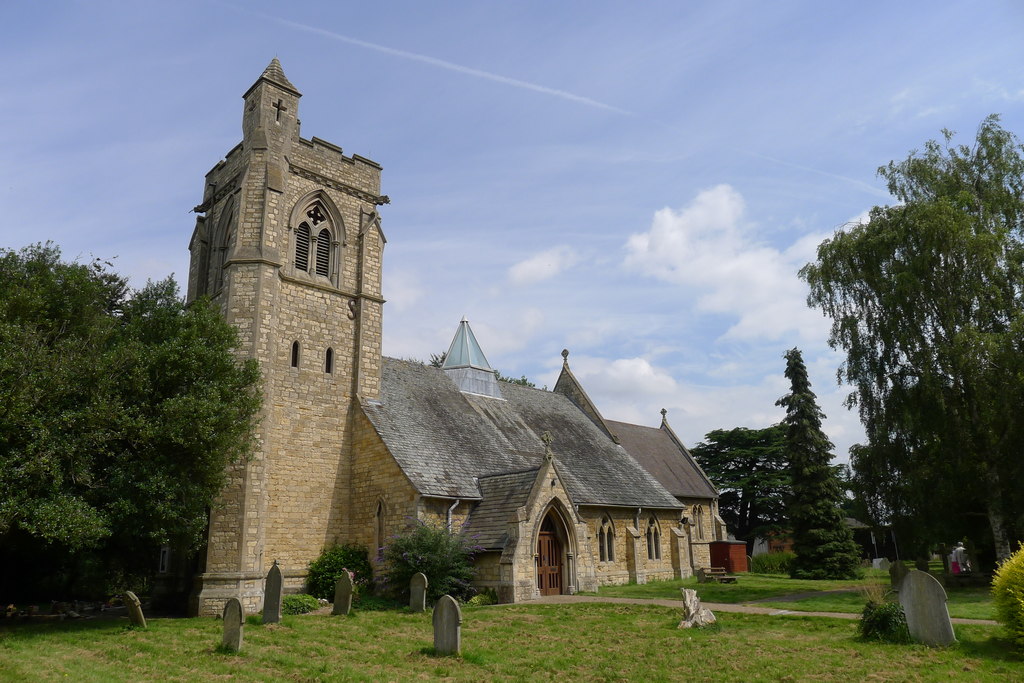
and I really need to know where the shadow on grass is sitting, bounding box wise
[955,632,1024,663]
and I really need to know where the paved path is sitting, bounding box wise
[531,594,997,625]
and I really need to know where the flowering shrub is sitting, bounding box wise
[993,542,1024,650]
[382,521,481,603]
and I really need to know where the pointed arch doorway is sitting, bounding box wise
[537,513,564,596]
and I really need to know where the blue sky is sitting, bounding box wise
[3,1,1023,462]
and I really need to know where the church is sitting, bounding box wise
[174,60,726,616]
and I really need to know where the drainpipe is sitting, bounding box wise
[447,499,461,531]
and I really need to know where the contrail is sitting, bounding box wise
[744,149,891,199]
[266,15,632,116]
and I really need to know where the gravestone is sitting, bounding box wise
[410,573,428,613]
[677,588,716,628]
[872,558,890,571]
[222,598,244,652]
[263,561,283,624]
[332,571,353,616]
[897,570,956,647]
[432,595,461,656]
[889,561,909,589]
[124,591,146,629]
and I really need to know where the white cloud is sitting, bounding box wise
[508,246,579,285]
[623,184,827,342]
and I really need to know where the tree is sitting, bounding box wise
[428,350,536,387]
[777,348,861,579]
[0,244,261,597]
[801,116,1024,560]
[691,425,790,548]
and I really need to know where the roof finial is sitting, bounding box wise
[660,408,668,424]
[541,431,554,460]
[561,348,569,367]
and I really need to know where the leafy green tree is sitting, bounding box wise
[691,425,790,548]
[381,521,480,602]
[777,348,861,579]
[801,116,1024,560]
[0,244,261,597]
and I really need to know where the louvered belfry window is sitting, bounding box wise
[295,223,311,272]
[316,228,331,277]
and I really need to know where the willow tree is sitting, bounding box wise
[801,116,1024,560]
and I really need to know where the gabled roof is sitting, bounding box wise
[245,57,301,98]
[466,469,538,549]
[607,418,718,500]
[361,359,682,510]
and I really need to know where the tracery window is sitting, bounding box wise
[598,516,615,562]
[646,517,661,560]
[293,202,335,280]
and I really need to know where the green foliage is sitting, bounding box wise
[858,599,911,644]
[494,370,535,387]
[306,543,373,600]
[382,521,480,602]
[750,551,795,575]
[466,588,498,606]
[992,543,1024,649]
[777,348,862,580]
[0,243,262,598]
[801,116,1024,558]
[281,593,321,615]
[691,425,790,544]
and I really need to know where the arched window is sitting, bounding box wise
[293,202,335,280]
[325,347,334,374]
[294,223,310,272]
[646,517,661,560]
[694,505,705,541]
[375,501,385,559]
[290,341,300,368]
[599,516,615,562]
[316,228,331,276]
[215,207,235,292]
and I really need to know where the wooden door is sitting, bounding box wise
[537,529,563,596]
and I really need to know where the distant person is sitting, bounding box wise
[951,541,971,574]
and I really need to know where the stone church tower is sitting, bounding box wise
[184,60,388,616]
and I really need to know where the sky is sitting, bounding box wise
[2,1,1023,463]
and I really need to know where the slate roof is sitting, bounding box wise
[606,420,718,500]
[361,359,683,511]
[466,469,538,549]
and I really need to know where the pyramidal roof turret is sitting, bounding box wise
[245,57,301,98]
[441,318,502,398]
[442,317,492,371]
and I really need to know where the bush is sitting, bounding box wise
[993,542,1024,650]
[751,551,795,575]
[858,599,910,643]
[307,544,372,600]
[382,521,481,603]
[281,593,320,615]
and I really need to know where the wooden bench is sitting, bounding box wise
[698,567,738,584]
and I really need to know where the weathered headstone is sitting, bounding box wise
[410,572,428,613]
[124,591,146,629]
[677,588,716,628]
[222,598,244,652]
[897,570,956,647]
[872,558,891,571]
[332,570,353,616]
[263,560,283,624]
[889,560,909,589]
[432,595,461,656]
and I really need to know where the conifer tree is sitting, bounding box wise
[777,348,861,579]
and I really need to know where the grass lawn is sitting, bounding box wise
[594,572,995,620]
[1,604,1020,682]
